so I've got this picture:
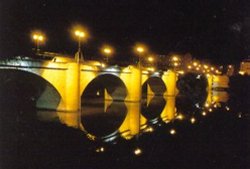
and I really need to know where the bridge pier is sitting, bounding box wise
[65,62,81,111]
[162,70,177,96]
[161,96,176,122]
[124,66,142,102]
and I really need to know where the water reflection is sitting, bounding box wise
[141,96,166,122]
[35,89,233,143]
[2,87,248,169]
[81,99,127,139]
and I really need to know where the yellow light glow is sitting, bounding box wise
[196,67,200,71]
[134,147,142,155]
[172,56,179,61]
[134,43,147,55]
[174,62,179,67]
[178,70,185,74]
[239,71,245,75]
[32,33,44,42]
[176,114,184,120]
[148,56,154,62]
[145,126,154,132]
[75,30,85,38]
[147,67,155,72]
[170,129,176,135]
[136,47,144,53]
[204,65,208,69]
[211,67,215,71]
[202,111,207,116]
[209,108,213,112]
[38,36,43,41]
[205,103,210,107]
[33,34,38,39]
[102,46,113,54]
[187,65,192,69]
[104,48,111,54]
[215,70,220,74]
[101,63,106,68]
[190,117,196,124]
[95,147,105,153]
[72,25,89,41]
[193,62,198,66]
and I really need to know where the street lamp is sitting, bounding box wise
[171,56,179,62]
[32,33,45,52]
[102,46,114,64]
[147,56,154,63]
[135,45,146,68]
[74,29,86,62]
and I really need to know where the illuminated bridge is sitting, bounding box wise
[0,55,228,112]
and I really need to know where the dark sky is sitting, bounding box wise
[0,0,249,64]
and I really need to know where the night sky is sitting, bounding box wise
[0,0,249,64]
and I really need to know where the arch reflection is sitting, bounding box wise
[141,96,166,123]
[80,74,128,140]
[142,77,166,98]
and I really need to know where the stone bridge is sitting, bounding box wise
[0,56,178,111]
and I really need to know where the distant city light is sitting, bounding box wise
[148,56,154,62]
[172,56,179,61]
[203,65,208,69]
[134,147,142,156]
[193,62,198,66]
[202,111,207,116]
[239,71,245,75]
[225,106,230,111]
[174,62,179,67]
[95,146,105,153]
[178,70,185,74]
[176,114,184,120]
[190,117,196,124]
[170,129,176,135]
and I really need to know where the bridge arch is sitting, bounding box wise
[142,76,167,97]
[81,73,128,139]
[81,73,128,101]
[176,72,208,106]
[141,95,166,122]
[0,69,61,110]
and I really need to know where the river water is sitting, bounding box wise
[0,89,249,169]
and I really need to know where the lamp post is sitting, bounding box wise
[74,29,86,62]
[136,46,145,69]
[102,46,113,64]
[32,33,44,53]
[134,44,147,142]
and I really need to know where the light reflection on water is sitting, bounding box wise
[2,89,248,169]
[37,91,230,142]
